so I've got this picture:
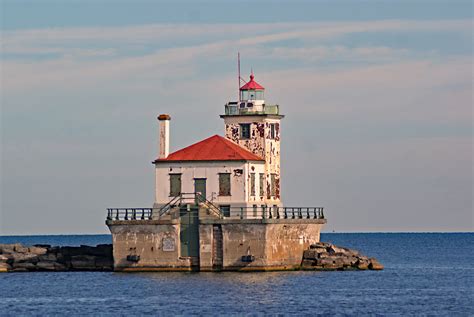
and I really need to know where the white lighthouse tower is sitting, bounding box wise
[221,72,284,206]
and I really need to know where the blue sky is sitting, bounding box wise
[1,1,472,234]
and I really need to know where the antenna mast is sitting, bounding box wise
[238,52,241,101]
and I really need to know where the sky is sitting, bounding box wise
[1,0,472,235]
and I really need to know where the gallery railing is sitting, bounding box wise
[224,104,280,116]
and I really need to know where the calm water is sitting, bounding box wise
[0,233,472,316]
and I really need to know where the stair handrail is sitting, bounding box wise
[157,194,182,217]
[194,193,223,219]
[154,192,224,219]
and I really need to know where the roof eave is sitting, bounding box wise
[152,159,265,164]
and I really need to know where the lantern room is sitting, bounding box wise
[240,73,264,102]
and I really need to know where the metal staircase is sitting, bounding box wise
[155,192,223,219]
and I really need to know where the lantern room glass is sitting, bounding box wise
[241,90,264,101]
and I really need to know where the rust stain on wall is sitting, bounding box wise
[224,118,281,204]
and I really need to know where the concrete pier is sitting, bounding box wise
[107,206,326,271]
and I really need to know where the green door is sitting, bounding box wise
[194,178,206,203]
[180,206,199,257]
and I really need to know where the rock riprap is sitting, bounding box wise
[0,244,113,272]
[301,242,383,271]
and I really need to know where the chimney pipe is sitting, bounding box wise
[157,114,171,159]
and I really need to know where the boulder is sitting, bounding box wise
[301,259,315,268]
[36,261,57,271]
[39,253,57,262]
[368,258,384,270]
[13,245,29,253]
[356,259,369,270]
[0,254,11,263]
[302,242,383,271]
[12,253,39,264]
[70,255,97,270]
[95,257,113,270]
[318,252,331,259]
[91,244,113,257]
[33,244,51,249]
[47,246,61,254]
[310,246,328,253]
[318,257,343,266]
[303,250,318,260]
[54,262,67,271]
[310,242,331,249]
[0,244,22,254]
[342,256,357,267]
[36,261,66,271]
[322,263,342,270]
[12,268,28,272]
[28,247,48,255]
[0,262,11,272]
[12,262,36,270]
[328,245,349,255]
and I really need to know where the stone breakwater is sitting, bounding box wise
[0,242,382,272]
[0,244,113,272]
[301,242,384,270]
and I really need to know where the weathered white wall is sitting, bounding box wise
[223,115,282,205]
[154,161,265,214]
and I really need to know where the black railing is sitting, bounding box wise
[106,208,153,221]
[107,195,324,221]
[223,206,324,220]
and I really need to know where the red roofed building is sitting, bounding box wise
[153,72,284,217]
[106,68,326,272]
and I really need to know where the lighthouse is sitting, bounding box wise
[221,72,283,206]
[106,64,325,272]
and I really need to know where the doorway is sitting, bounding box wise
[194,178,207,203]
[179,205,199,257]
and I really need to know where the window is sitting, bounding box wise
[270,174,276,197]
[250,173,256,196]
[169,174,181,197]
[240,124,251,139]
[219,173,231,196]
[259,173,265,197]
[269,123,276,139]
[241,90,264,100]
[220,205,231,217]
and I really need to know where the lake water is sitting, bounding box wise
[0,233,472,316]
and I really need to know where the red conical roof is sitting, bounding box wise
[240,73,264,90]
[154,135,264,162]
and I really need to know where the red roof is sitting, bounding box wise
[240,73,264,90]
[154,135,264,162]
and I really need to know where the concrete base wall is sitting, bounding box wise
[108,220,193,271]
[107,218,325,271]
[199,220,323,271]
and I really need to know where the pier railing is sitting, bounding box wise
[106,206,324,221]
[107,208,153,221]
[222,206,324,220]
[107,192,324,221]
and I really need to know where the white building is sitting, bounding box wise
[107,71,325,271]
[153,73,284,218]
